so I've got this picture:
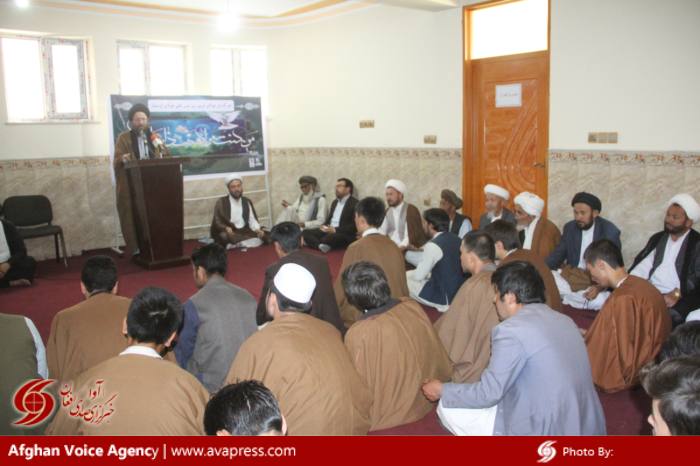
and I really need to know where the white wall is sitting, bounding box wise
[550,0,700,151]
[0,2,275,159]
[267,6,463,147]
[0,2,463,159]
[2,0,700,159]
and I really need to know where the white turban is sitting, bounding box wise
[385,179,407,195]
[273,263,316,305]
[668,193,700,223]
[224,174,242,186]
[514,192,545,217]
[484,184,509,201]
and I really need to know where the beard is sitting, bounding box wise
[230,191,242,199]
[665,222,687,236]
[576,219,594,231]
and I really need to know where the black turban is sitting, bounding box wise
[128,103,150,122]
[571,192,602,212]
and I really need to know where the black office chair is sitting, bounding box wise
[2,195,68,267]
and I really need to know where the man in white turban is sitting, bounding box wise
[379,179,428,265]
[513,192,561,260]
[478,184,516,229]
[210,175,268,249]
[630,193,700,326]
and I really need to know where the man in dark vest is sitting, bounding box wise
[210,175,269,249]
[440,189,472,239]
[406,208,465,312]
[275,175,328,229]
[630,193,700,327]
[257,222,345,334]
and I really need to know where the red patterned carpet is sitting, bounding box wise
[0,241,651,435]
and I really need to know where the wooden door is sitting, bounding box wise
[463,51,549,222]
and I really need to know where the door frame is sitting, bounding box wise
[462,0,551,221]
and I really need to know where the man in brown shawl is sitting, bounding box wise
[342,261,452,430]
[584,239,671,392]
[113,103,170,257]
[47,256,130,385]
[485,220,563,311]
[435,231,500,383]
[46,287,209,435]
[227,263,371,435]
[335,197,410,328]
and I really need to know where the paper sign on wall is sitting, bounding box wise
[495,83,522,108]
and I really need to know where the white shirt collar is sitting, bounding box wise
[119,345,162,359]
[670,230,690,244]
[363,227,381,237]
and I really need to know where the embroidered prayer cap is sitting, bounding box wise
[298,175,318,186]
[272,263,316,310]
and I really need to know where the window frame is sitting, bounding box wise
[210,45,268,111]
[0,33,93,123]
[117,40,188,96]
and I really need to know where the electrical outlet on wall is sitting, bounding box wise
[424,135,437,144]
[359,120,375,128]
[588,132,618,143]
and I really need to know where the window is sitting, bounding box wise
[118,41,186,95]
[1,35,91,122]
[469,0,548,59]
[210,47,268,111]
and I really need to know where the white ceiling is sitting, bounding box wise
[76,0,458,17]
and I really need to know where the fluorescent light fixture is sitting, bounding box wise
[15,0,31,8]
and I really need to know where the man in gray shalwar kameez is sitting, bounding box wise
[422,260,606,436]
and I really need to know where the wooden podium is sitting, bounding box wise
[125,158,189,269]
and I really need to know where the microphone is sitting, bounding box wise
[149,130,163,149]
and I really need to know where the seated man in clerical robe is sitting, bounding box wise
[546,192,621,310]
[226,263,371,435]
[210,176,268,249]
[46,287,209,435]
[630,193,700,327]
[379,179,428,267]
[513,191,561,260]
[583,239,671,393]
[342,261,452,430]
